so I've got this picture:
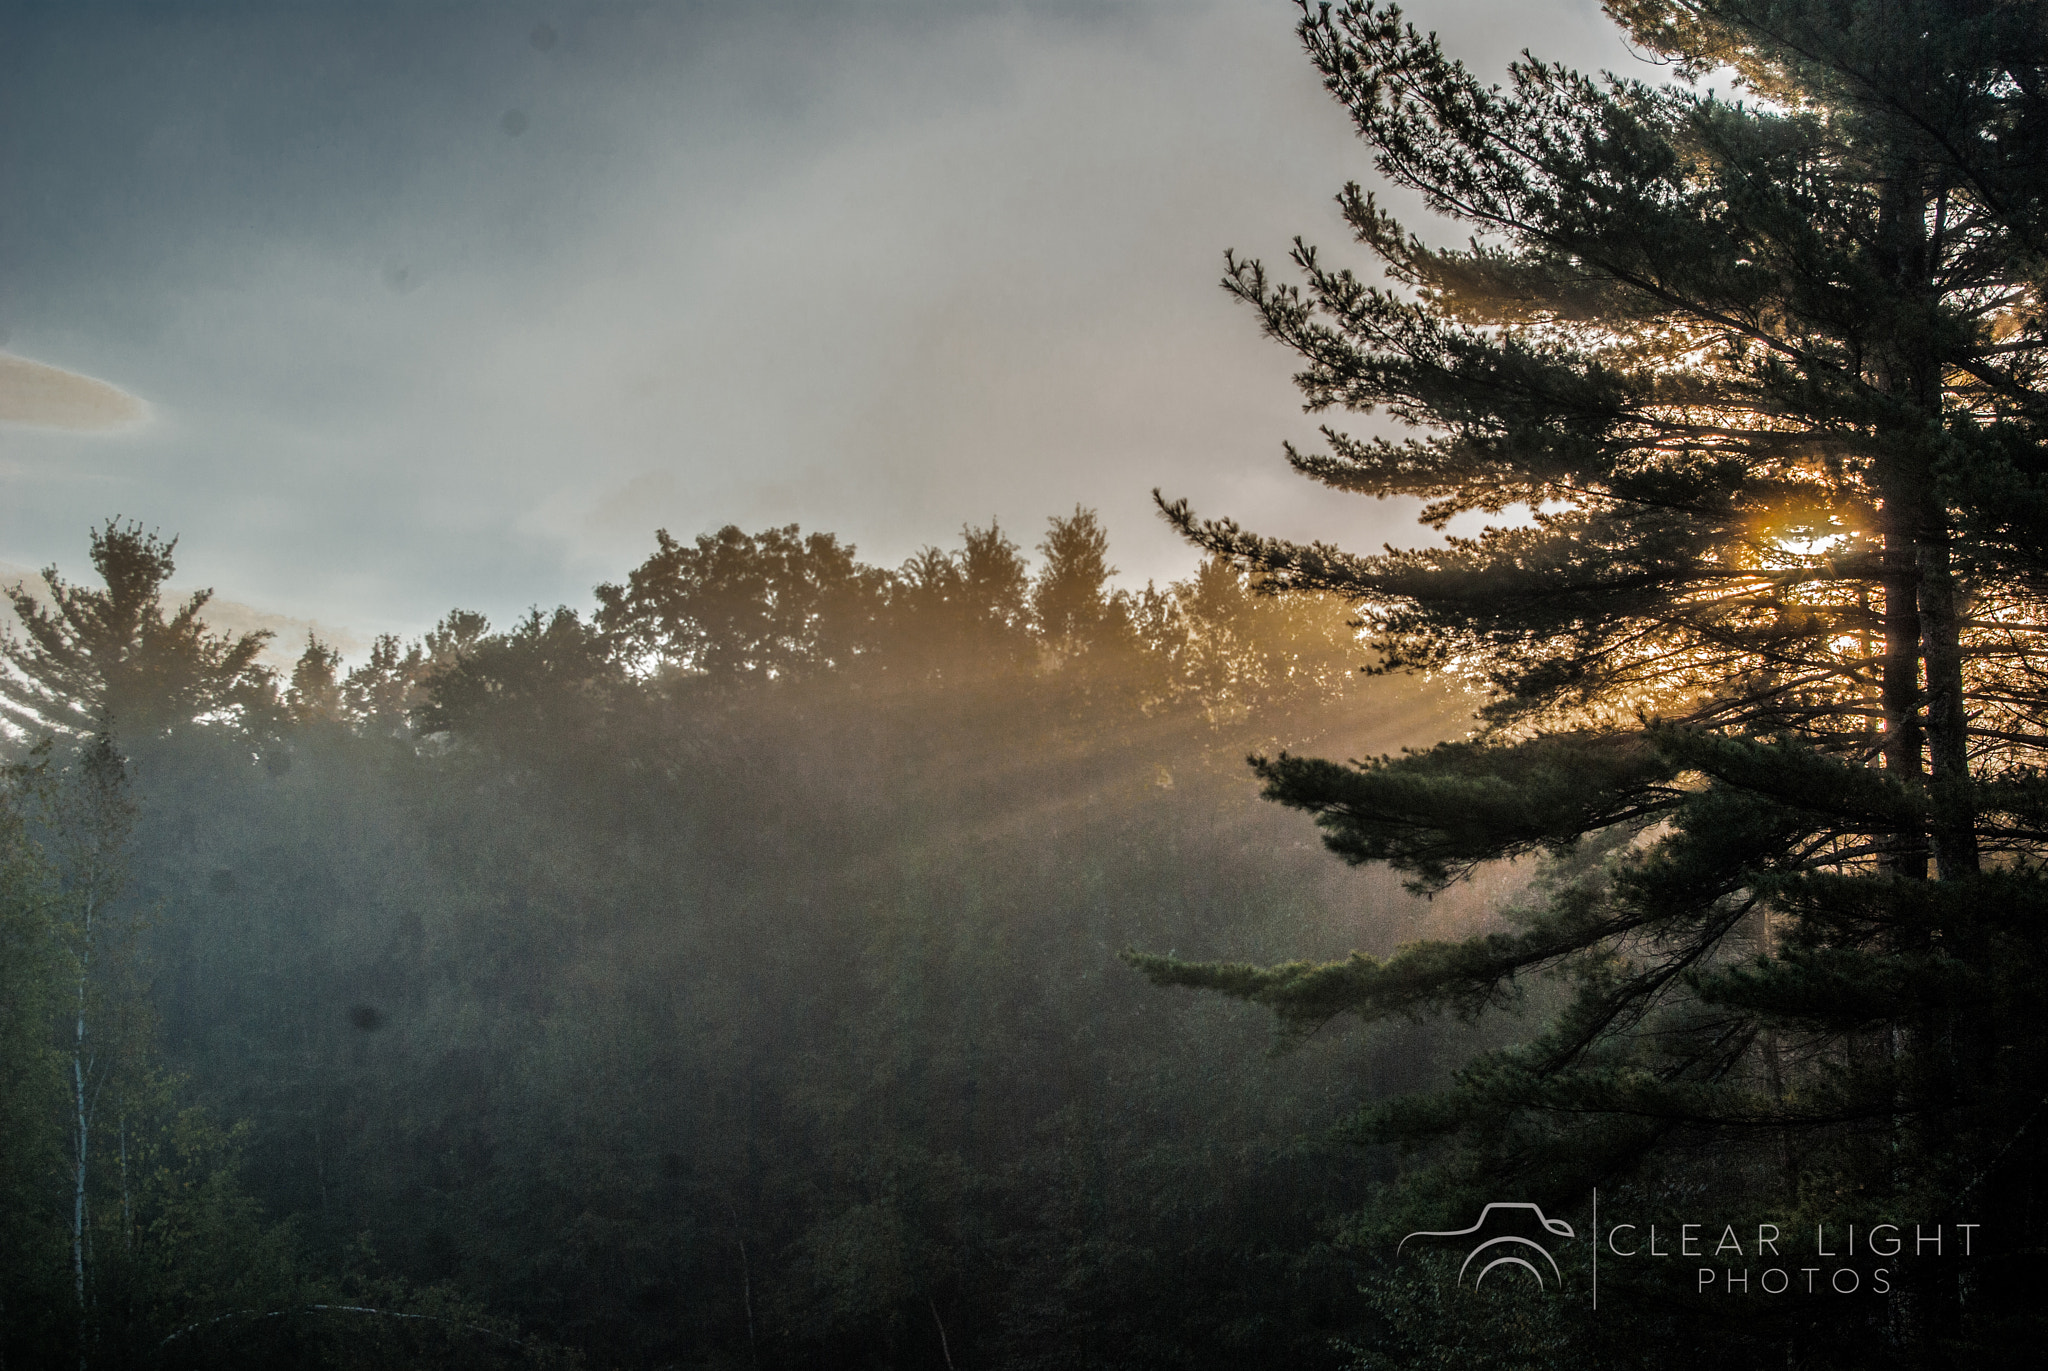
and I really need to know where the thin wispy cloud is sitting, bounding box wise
[0,354,147,432]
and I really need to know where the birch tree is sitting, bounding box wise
[45,736,140,1359]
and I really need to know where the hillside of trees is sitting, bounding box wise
[13,1,2048,1367]
[0,513,1499,1369]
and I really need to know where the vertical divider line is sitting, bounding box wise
[1592,1188,1598,1312]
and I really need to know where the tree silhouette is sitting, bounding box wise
[1,521,275,743]
[1136,1,2048,1357]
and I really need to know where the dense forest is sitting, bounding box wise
[12,0,2048,1367]
[0,513,1499,1369]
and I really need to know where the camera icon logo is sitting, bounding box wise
[1398,1202,1576,1291]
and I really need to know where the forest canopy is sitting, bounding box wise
[0,508,1478,1370]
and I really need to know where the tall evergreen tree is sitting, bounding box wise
[1,521,276,743]
[1033,506,1130,658]
[287,635,344,725]
[1132,1,2048,1358]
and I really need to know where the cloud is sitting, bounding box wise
[0,558,363,672]
[0,0,1639,635]
[0,353,148,432]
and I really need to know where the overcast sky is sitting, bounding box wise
[0,0,1637,645]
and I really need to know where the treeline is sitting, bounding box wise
[1,513,1485,1369]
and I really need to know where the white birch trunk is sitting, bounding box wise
[71,950,88,1311]
[69,878,97,1369]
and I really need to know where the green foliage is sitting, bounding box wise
[1248,732,1684,889]
[1134,0,2048,1363]
[288,634,345,725]
[1340,1253,1580,1371]
[1,521,277,742]
[1,728,580,1368]
[1033,506,1130,657]
[886,520,1036,678]
[0,507,1487,1368]
[593,523,890,681]
[0,749,67,1355]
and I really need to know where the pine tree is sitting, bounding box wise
[287,635,344,725]
[887,521,1036,676]
[1131,1,2048,1357]
[1033,507,1127,655]
[1,521,276,744]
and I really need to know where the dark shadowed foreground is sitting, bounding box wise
[1,515,1495,1369]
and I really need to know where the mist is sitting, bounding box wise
[0,2,1633,1365]
[1,511,1523,1367]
